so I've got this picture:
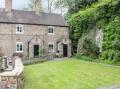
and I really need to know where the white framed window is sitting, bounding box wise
[16,42,23,53]
[16,24,23,34]
[48,42,54,52]
[48,26,54,34]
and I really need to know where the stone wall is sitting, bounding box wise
[0,23,71,58]
[0,57,24,89]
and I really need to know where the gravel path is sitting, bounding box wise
[98,85,120,89]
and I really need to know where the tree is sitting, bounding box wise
[48,0,55,13]
[54,0,98,14]
[24,0,42,11]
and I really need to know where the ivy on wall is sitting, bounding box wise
[101,17,120,62]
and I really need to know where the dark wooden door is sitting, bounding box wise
[63,44,68,57]
[34,45,39,58]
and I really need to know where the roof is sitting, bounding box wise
[0,9,69,27]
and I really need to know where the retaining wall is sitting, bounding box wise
[0,57,24,89]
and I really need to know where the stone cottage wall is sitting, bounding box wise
[0,23,71,58]
[0,57,24,89]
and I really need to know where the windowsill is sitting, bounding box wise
[16,33,24,35]
[48,33,55,35]
[16,51,23,53]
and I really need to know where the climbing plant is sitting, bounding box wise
[101,17,120,62]
[69,0,120,56]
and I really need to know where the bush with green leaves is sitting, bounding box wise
[69,0,120,54]
[83,38,100,57]
[39,48,46,56]
[75,53,93,61]
[68,0,120,64]
[101,17,120,62]
[80,38,100,58]
[112,40,120,51]
[101,50,120,63]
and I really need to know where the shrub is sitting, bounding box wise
[39,48,46,56]
[100,50,120,63]
[81,38,100,58]
[13,53,23,58]
[75,52,82,59]
[101,17,120,63]
[112,40,120,50]
[75,53,93,61]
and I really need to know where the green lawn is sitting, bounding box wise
[24,59,120,89]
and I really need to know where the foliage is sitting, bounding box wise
[75,53,93,61]
[112,40,120,51]
[100,50,120,62]
[82,38,100,58]
[69,0,120,55]
[103,17,120,50]
[100,17,120,62]
[24,59,120,89]
[13,53,23,58]
[39,48,46,56]
[76,38,100,59]
[55,0,98,14]
[24,0,42,11]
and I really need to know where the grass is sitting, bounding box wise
[24,58,120,89]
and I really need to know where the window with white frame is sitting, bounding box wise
[48,26,54,34]
[48,43,54,52]
[16,42,23,52]
[16,24,23,34]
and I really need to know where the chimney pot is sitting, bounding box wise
[34,0,40,15]
[5,0,12,12]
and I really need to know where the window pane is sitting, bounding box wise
[20,27,22,32]
[16,43,23,52]
[49,44,53,51]
[17,27,19,32]
[16,25,23,34]
[20,45,23,51]
[48,26,54,33]
[48,28,51,33]
[17,45,19,51]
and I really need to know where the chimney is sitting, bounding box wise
[34,0,40,15]
[5,0,12,12]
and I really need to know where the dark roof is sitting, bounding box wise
[0,9,69,27]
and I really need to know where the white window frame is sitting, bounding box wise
[48,42,54,52]
[48,26,54,35]
[16,42,23,53]
[16,24,24,34]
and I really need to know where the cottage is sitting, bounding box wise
[0,0,71,59]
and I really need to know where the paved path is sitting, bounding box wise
[52,57,69,61]
[98,85,120,89]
